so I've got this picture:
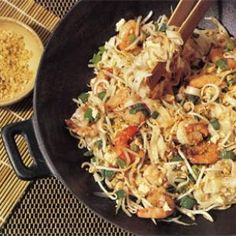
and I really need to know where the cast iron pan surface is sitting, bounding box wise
[32,0,236,235]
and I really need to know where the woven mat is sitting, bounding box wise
[0,1,131,235]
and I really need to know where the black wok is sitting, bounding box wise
[2,1,236,235]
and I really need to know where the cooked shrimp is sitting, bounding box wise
[96,69,111,81]
[189,74,221,88]
[105,88,130,111]
[120,109,146,126]
[185,122,209,145]
[185,142,219,165]
[114,126,139,163]
[209,48,224,63]
[137,189,175,219]
[209,47,236,69]
[118,20,138,51]
[227,50,236,69]
[177,121,209,145]
[143,165,168,187]
[65,119,98,137]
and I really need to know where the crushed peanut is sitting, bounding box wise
[0,30,33,102]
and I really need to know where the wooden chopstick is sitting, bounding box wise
[148,0,212,98]
[179,0,212,42]
[168,0,197,27]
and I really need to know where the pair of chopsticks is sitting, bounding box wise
[148,0,213,98]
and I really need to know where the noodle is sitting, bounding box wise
[66,13,236,225]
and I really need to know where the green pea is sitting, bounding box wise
[210,118,220,130]
[220,150,236,160]
[179,196,197,209]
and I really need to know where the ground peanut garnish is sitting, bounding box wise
[0,30,33,102]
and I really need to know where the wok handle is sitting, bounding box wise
[2,119,52,180]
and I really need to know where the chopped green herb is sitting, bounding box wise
[102,170,115,180]
[179,196,197,209]
[129,103,150,117]
[84,108,94,122]
[226,39,235,51]
[128,34,136,43]
[171,154,182,162]
[117,159,126,169]
[91,157,96,163]
[115,189,125,199]
[98,91,106,101]
[89,46,106,65]
[192,32,199,38]
[220,150,236,160]
[186,94,200,105]
[130,143,139,152]
[95,140,103,149]
[78,92,89,103]
[151,111,159,119]
[210,118,220,130]
[216,59,227,70]
[159,23,167,32]
[83,150,93,157]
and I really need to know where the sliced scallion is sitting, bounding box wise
[117,159,126,169]
[179,196,197,209]
[226,39,235,51]
[115,189,125,199]
[216,59,227,70]
[101,170,115,180]
[220,150,236,160]
[210,118,220,130]
[78,92,89,103]
[84,108,94,122]
[98,91,106,101]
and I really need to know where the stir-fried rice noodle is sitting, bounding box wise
[66,12,236,224]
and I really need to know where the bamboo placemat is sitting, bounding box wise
[0,0,59,228]
[0,1,131,235]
